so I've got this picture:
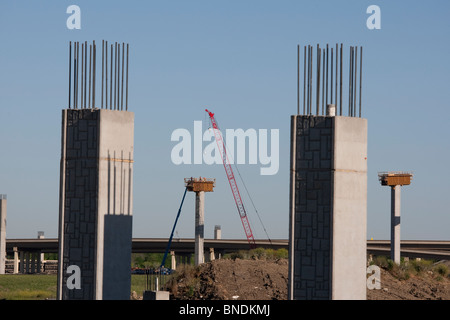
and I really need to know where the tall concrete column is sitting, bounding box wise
[391,185,401,264]
[289,115,367,300]
[57,109,134,300]
[37,251,42,274]
[25,252,30,273]
[38,232,45,264]
[30,252,36,274]
[0,195,6,275]
[378,172,412,265]
[209,248,215,261]
[195,191,205,265]
[170,251,176,270]
[214,225,221,239]
[19,251,24,274]
[13,247,19,274]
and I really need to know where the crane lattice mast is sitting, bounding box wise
[205,109,256,248]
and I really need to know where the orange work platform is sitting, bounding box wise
[184,177,216,192]
[378,172,413,186]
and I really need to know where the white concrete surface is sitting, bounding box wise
[143,290,170,300]
[195,191,205,265]
[97,109,134,299]
[331,116,367,300]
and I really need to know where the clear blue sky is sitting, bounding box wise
[0,1,449,240]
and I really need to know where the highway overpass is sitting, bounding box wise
[5,238,450,260]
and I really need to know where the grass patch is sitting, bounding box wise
[224,248,288,261]
[131,274,147,297]
[0,274,158,300]
[433,264,449,277]
[0,274,57,300]
[410,259,433,274]
[370,256,450,281]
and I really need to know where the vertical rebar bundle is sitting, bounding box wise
[296,43,363,117]
[67,40,130,111]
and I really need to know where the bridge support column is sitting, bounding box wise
[194,191,205,266]
[391,185,401,265]
[30,252,36,274]
[25,252,30,273]
[288,115,367,300]
[0,195,6,275]
[57,109,134,300]
[187,254,192,265]
[170,251,176,270]
[13,247,19,274]
[19,251,24,273]
[37,251,42,273]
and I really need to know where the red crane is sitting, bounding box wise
[205,109,256,248]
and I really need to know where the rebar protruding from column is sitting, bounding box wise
[340,43,343,115]
[295,43,364,117]
[126,43,129,111]
[68,40,130,111]
[297,44,300,115]
[359,46,363,118]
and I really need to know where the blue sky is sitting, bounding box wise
[0,1,449,240]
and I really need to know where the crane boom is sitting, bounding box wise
[205,109,256,248]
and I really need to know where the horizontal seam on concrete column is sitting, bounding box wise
[333,169,366,173]
[63,157,134,163]
[102,157,134,163]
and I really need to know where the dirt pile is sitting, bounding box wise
[168,259,288,300]
[167,258,450,300]
[367,267,450,300]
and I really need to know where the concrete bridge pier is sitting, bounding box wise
[170,251,176,270]
[0,195,6,274]
[289,114,368,300]
[185,177,216,266]
[17,250,42,274]
[195,191,205,265]
[13,247,19,274]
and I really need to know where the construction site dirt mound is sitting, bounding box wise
[168,258,289,300]
[167,258,450,300]
[367,267,450,300]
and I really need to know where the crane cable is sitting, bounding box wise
[233,162,273,247]
[210,115,273,247]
